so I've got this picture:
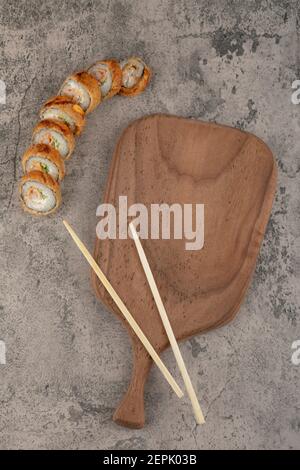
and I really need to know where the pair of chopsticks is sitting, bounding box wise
[63,220,205,424]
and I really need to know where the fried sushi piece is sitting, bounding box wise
[60,71,101,113]
[119,57,151,97]
[22,144,65,181]
[32,119,75,160]
[40,96,85,136]
[19,170,61,216]
[88,59,122,99]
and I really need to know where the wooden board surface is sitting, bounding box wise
[92,114,277,428]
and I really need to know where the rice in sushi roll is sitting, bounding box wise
[88,59,122,99]
[32,119,75,160]
[22,144,65,181]
[19,170,61,215]
[40,96,85,136]
[60,71,101,113]
[119,57,151,97]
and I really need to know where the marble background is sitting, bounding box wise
[0,0,299,449]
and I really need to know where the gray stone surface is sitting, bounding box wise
[0,0,299,450]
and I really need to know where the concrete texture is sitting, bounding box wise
[0,0,299,450]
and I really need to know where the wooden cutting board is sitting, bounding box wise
[92,114,277,428]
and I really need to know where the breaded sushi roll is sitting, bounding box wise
[60,71,101,113]
[32,119,75,160]
[40,96,85,136]
[88,59,122,99]
[19,171,61,216]
[22,144,65,181]
[119,57,151,97]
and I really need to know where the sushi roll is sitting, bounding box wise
[19,170,61,216]
[119,57,151,97]
[22,143,65,181]
[60,71,101,113]
[88,59,122,99]
[32,119,75,160]
[40,96,85,136]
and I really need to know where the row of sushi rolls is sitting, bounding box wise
[19,57,151,215]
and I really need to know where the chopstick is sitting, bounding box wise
[63,220,184,399]
[129,223,205,424]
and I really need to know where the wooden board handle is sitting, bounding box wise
[113,342,152,429]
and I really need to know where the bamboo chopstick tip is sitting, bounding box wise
[197,417,206,425]
[63,220,75,237]
[62,219,69,230]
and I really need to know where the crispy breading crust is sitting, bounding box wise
[40,96,86,136]
[60,71,101,113]
[22,143,65,180]
[32,119,75,160]
[89,59,122,99]
[119,58,151,97]
[19,170,62,216]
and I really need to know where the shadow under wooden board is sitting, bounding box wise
[92,114,277,429]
